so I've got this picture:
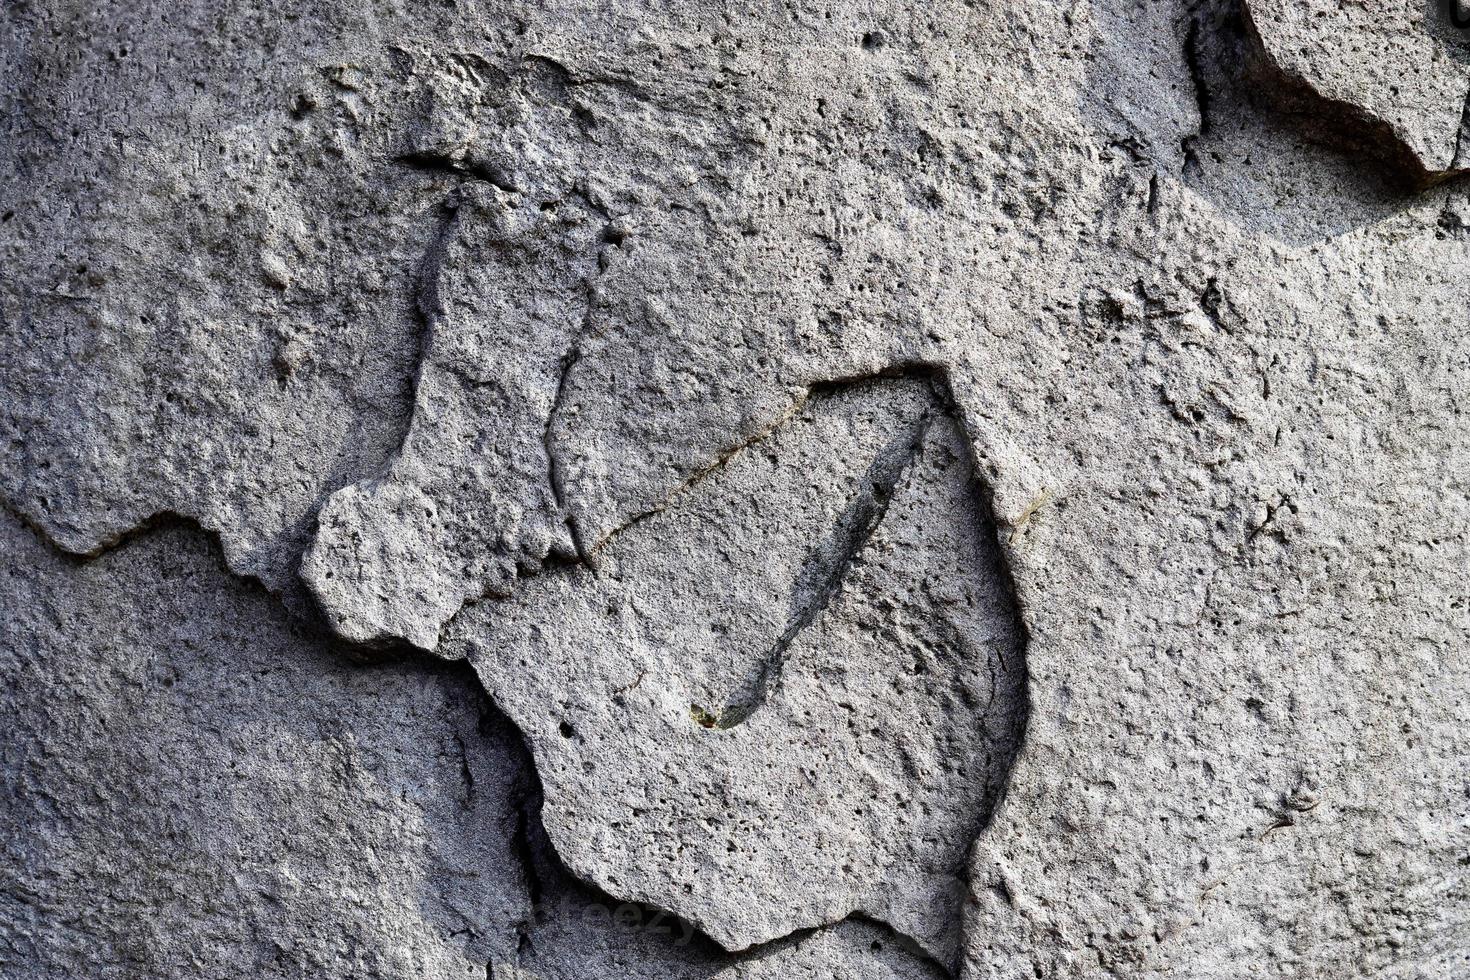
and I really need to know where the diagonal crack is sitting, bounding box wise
[693,407,936,730]
[542,288,597,565]
[444,366,962,642]
[5,359,998,977]
[581,392,814,557]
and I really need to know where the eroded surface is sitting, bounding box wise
[1243,0,1470,183]
[298,0,1091,647]
[446,376,1025,965]
[0,515,529,976]
[4,0,1470,977]
[0,512,943,979]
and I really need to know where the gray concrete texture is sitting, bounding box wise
[2,1,1467,977]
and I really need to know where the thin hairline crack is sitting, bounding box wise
[434,365,974,650]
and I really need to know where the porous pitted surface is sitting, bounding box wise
[3,1,1468,978]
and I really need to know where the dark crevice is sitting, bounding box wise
[540,193,632,569]
[4,352,1025,977]
[292,193,465,653]
[1178,0,1462,242]
[1246,492,1295,544]
[915,389,1035,975]
[714,913,952,980]
[1453,82,1470,170]
[694,406,935,730]
[477,700,723,962]
[0,498,233,569]
[498,362,1023,972]
[542,288,597,565]
[404,192,463,416]
[477,693,956,975]
[0,502,472,679]
[508,770,546,917]
[452,733,476,805]
[1181,10,1212,173]
[846,914,955,980]
[397,152,520,195]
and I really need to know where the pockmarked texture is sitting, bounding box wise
[447,375,1025,966]
[4,0,1470,977]
[0,515,531,977]
[297,0,1089,648]
[0,513,943,980]
[1243,0,1470,184]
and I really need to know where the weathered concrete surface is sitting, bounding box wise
[959,216,1470,976]
[1244,0,1470,184]
[0,515,530,977]
[291,0,1090,650]
[0,0,464,614]
[0,513,943,979]
[449,375,1025,967]
[4,0,1470,977]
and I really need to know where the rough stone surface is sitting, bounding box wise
[449,375,1025,966]
[1243,0,1470,184]
[4,0,1470,977]
[0,512,940,979]
[1,515,529,977]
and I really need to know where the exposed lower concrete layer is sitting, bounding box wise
[0,514,943,979]
[449,375,1025,966]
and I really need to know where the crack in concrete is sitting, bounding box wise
[693,407,935,730]
[542,278,601,566]
[6,351,1018,975]
[2,379,999,976]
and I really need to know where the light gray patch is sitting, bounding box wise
[448,375,1026,967]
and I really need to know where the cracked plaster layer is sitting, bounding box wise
[446,375,1025,968]
[4,0,1470,977]
[297,0,1091,650]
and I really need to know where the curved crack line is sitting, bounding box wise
[543,287,597,565]
[1238,0,1466,190]
[437,363,974,642]
[0,181,465,623]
